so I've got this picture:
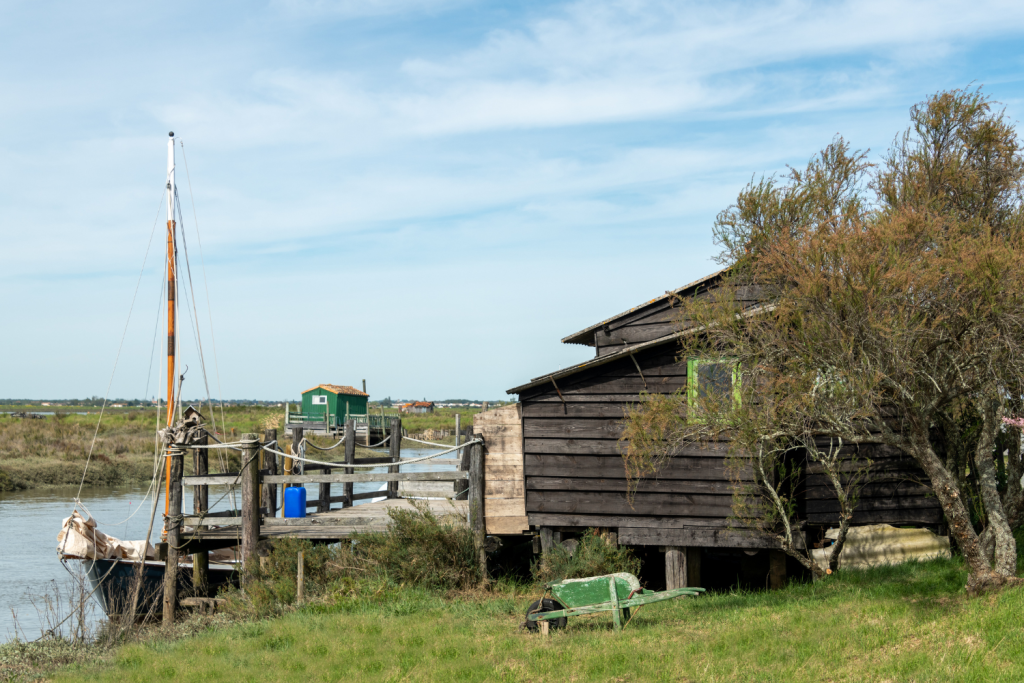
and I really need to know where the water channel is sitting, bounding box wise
[0,447,457,641]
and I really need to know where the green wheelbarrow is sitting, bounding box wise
[524,573,704,633]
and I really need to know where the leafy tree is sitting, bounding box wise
[622,88,1024,593]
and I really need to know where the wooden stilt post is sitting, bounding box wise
[192,432,209,596]
[468,438,487,584]
[162,442,184,626]
[687,547,701,587]
[665,547,685,590]
[387,417,400,499]
[539,528,554,555]
[769,550,787,589]
[296,550,305,604]
[240,433,260,577]
[344,420,355,507]
[263,428,277,516]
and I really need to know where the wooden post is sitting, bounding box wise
[344,419,355,507]
[687,547,701,587]
[769,550,787,590]
[665,547,686,590]
[192,432,209,596]
[454,413,467,499]
[162,442,184,626]
[296,550,305,604]
[240,433,260,575]
[387,417,400,499]
[284,427,302,516]
[539,528,555,555]
[263,428,277,516]
[468,439,487,584]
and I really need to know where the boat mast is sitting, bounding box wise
[165,131,177,521]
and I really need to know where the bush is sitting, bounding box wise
[532,529,641,584]
[225,503,481,618]
[354,502,480,590]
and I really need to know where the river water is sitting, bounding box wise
[0,447,457,641]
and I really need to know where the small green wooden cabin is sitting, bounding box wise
[301,384,369,420]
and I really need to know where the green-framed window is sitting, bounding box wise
[686,357,741,416]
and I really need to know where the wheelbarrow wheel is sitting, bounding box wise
[525,599,567,632]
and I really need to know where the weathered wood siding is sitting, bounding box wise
[519,344,943,547]
[592,285,767,357]
[803,444,942,527]
[473,404,529,535]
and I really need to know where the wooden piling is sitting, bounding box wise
[387,417,400,499]
[344,420,355,507]
[468,438,487,584]
[296,550,305,604]
[192,432,209,596]
[769,550,787,589]
[263,428,277,516]
[162,442,184,626]
[665,547,701,589]
[241,433,260,575]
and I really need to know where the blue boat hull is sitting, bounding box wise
[84,559,239,617]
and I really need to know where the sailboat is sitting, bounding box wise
[56,132,240,618]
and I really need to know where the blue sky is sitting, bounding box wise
[3,0,1024,402]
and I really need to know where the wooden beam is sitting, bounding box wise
[388,417,401,498]
[469,439,487,584]
[263,471,466,484]
[162,442,184,626]
[240,433,260,574]
[192,432,209,596]
[344,419,355,508]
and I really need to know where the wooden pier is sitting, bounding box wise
[158,416,486,623]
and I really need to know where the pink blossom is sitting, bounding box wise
[1002,416,1024,429]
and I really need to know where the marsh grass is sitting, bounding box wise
[0,407,288,491]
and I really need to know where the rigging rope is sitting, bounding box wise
[73,188,166,505]
[179,140,228,440]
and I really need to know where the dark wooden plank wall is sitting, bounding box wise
[803,444,943,527]
[521,345,760,539]
[521,345,944,547]
[593,284,767,357]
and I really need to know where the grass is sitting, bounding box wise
[31,557,1023,682]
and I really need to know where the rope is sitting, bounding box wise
[263,438,481,469]
[179,140,229,450]
[402,435,471,448]
[302,436,346,451]
[73,188,166,505]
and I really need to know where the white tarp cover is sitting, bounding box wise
[56,511,156,561]
[811,524,951,571]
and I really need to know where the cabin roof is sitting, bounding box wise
[560,267,728,347]
[508,302,771,395]
[302,384,369,397]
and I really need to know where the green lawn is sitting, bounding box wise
[52,558,1024,682]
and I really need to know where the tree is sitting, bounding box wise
[622,88,1024,593]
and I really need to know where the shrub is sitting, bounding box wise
[532,529,641,584]
[354,502,480,590]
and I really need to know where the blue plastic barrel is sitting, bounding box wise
[284,486,307,518]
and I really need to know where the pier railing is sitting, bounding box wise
[160,416,485,625]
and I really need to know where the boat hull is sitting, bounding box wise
[83,558,239,618]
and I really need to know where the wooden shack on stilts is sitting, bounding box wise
[478,269,944,590]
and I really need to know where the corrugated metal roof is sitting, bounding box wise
[560,267,728,347]
[302,384,369,397]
